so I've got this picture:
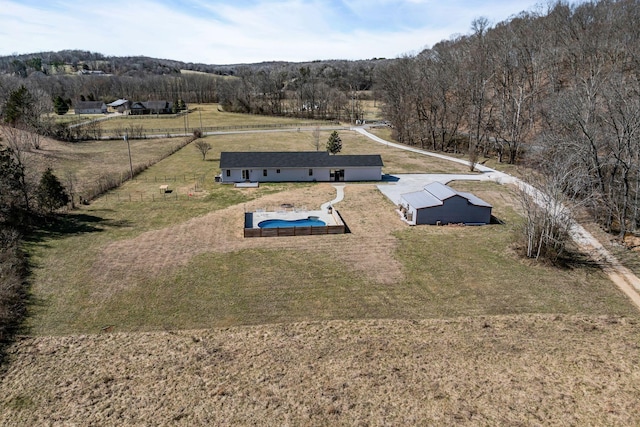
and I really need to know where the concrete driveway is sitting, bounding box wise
[377,172,503,205]
[356,126,640,311]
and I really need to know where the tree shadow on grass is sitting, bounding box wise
[25,212,131,244]
[555,248,603,271]
[1,212,131,369]
[528,244,603,272]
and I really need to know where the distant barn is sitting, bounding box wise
[74,101,107,115]
[400,182,492,225]
[107,99,130,114]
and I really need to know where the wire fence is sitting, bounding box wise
[132,174,209,183]
[82,171,211,204]
[101,121,343,139]
[93,189,206,204]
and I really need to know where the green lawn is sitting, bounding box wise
[97,103,333,133]
[23,125,639,336]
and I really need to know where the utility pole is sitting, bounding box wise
[185,104,189,133]
[125,133,133,180]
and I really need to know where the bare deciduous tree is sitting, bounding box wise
[312,127,320,151]
[194,140,212,160]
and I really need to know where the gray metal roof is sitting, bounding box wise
[401,182,492,209]
[458,191,493,208]
[423,181,458,200]
[219,152,383,169]
[400,190,442,208]
[107,99,129,107]
[74,101,106,109]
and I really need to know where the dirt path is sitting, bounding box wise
[571,223,640,309]
[357,127,640,312]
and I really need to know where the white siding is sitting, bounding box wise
[221,167,333,183]
[343,167,382,181]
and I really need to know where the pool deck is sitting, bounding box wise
[251,209,337,228]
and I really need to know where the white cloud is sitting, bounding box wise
[0,0,557,64]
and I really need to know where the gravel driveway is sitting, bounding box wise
[356,126,640,311]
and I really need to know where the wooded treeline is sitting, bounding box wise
[0,50,383,118]
[377,0,640,237]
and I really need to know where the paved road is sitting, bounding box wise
[354,127,640,311]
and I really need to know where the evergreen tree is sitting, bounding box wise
[3,86,33,126]
[326,131,342,155]
[36,168,69,213]
[0,147,27,225]
[53,96,69,115]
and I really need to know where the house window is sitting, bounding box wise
[226,170,230,177]
[309,169,313,176]
[276,169,281,174]
[263,169,268,177]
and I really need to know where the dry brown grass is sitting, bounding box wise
[1,315,639,426]
[90,184,403,299]
[98,103,327,132]
[20,134,189,198]
[8,120,640,425]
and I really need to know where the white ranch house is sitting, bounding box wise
[219,151,383,183]
[400,181,492,225]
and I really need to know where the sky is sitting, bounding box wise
[1,0,550,64]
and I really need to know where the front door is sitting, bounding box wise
[332,169,345,182]
[242,169,250,181]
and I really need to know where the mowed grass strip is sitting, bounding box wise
[24,128,639,335]
[97,103,329,132]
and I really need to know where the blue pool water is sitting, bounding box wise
[258,217,326,228]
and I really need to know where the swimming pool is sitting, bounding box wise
[258,217,327,228]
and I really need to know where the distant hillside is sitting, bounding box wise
[0,49,231,77]
[0,49,387,79]
[0,50,387,118]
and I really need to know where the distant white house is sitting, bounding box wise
[400,181,492,225]
[74,101,107,115]
[219,151,383,183]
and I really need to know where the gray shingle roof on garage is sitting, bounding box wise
[220,152,383,169]
[74,101,106,110]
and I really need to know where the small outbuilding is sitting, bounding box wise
[400,181,492,225]
[219,151,383,183]
[107,99,131,114]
